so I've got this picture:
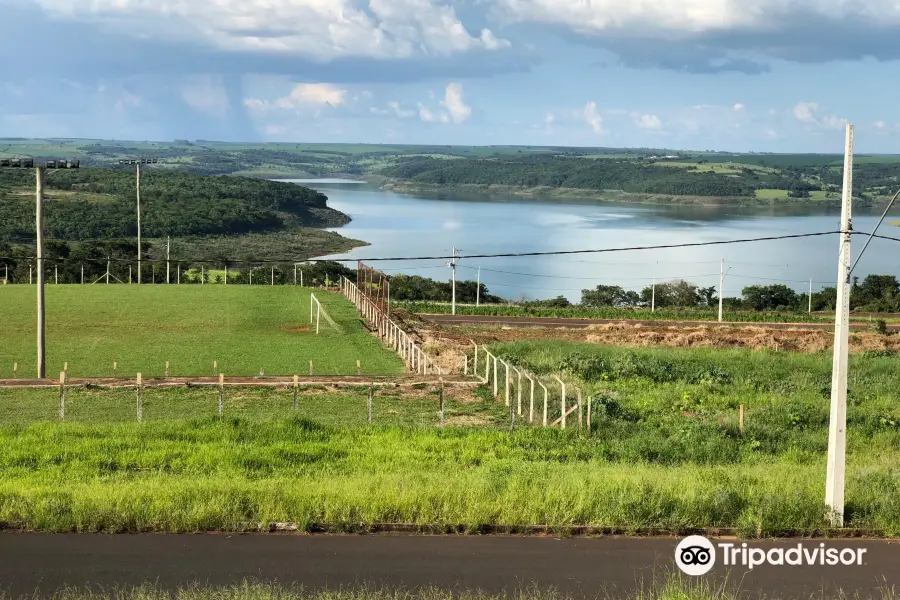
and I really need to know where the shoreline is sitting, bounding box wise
[377,180,887,208]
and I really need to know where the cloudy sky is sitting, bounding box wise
[2,0,899,152]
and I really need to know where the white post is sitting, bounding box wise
[493,355,498,396]
[555,376,566,429]
[316,302,321,335]
[136,162,142,284]
[80,264,84,285]
[809,278,813,314]
[301,270,303,287]
[451,247,457,316]
[271,265,275,286]
[826,123,854,528]
[249,267,253,286]
[201,264,204,284]
[529,373,535,423]
[166,236,171,284]
[35,167,46,379]
[541,382,548,427]
[107,257,110,285]
[225,265,228,285]
[476,266,481,307]
[651,278,656,313]
[517,369,523,415]
[504,361,510,406]
[294,264,297,286]
[718,258,724,322]
[472,341,479,378]
[54,265,57,285]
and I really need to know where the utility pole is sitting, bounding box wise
[826,123,854,528]
[166,237,171,284]
[448,247,459,315]
[136,162,141,284]
[476,266,481,307]
[718,259,725,322]
[35,167,45,379]
[809,278,813,314]
[651,278,656,313]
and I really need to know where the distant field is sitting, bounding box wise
[0,286,404,377]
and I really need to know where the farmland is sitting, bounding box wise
[0,286,404,377]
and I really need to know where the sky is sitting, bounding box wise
[2,0,900,153]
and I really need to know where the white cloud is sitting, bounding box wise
[875,120,887,129]
[733,103,746,112]
[31,0,509,61]
[489,0,900,39]
[418,103,437,122]
[245,83,346,112]
[636,113,661,129]
[792,101,847,130]
[582,101,604,134]
[440,82,472,124]
[545,112,555,124]
[180,75,229,118]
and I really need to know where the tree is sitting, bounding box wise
[581,285,628,307]
[640,280,701,308]
[741,284,800,311]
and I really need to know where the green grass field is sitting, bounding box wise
[0,286,404,377]
[3,342,900,534]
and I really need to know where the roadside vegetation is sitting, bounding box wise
[3,340,900,534]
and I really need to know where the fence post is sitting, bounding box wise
[509,377,515,431]
[504,361,510,407]
[64,362,68,375]
[165,361,169,378]
[13,362,17,378]
[740,404,745,432]
[517,369,523,416]
[293,375,299,410]
[472,341,478,378]
[587,395,592,435]
[577,388,583,430]
[357,360,361,376]
[542,382,549,427]
[493,355,498,397]
[213,360,217,376]
[439,377,444,428]
[463,354,468,375]
[58,371,66,420]
[218,373,224,416]
[554,376,566,429]
[528,373,535,424]
[309,360,313,376]
[368,382,373,424]
[136,373,143,423]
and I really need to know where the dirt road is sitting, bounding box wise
[3,534,899,598]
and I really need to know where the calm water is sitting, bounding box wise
[282,179,900,303]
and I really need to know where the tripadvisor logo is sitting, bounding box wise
[675,536,868,576]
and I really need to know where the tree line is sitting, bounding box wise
[0,168,349,241]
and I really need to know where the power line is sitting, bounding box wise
[457,264,720,282]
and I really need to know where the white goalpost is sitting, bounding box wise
[310,293,343,335]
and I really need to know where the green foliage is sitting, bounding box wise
[387,274,502,303]
[0,168,348,241]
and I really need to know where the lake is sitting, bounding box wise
[281,179,900,303]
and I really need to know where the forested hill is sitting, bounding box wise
[0,169,349,240]
[379,156,813,198]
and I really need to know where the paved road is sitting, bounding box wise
[423,314,900,332]
[3,534,900,598]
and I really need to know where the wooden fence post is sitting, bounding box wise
[309,360,313,376]
[368,383,373,424]
[293,375,299,410]
[136,373,143,423]
[739,404,745,432]
[357,360,361,376]
[439,378,445,427]
[213,360,217,376]
[165,361,169,378]
[64,362,68,375]
[218,373,224,416]
[58,371,66,420]
[13,362,17,378]
[113,361,117,376]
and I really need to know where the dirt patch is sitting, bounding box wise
[435,323,900,354]
[444,414,491,427]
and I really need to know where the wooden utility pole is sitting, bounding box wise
[826,123,854,527]
[35,167,45,378]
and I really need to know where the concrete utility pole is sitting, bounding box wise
[809,278,813,314]
[166,237,171,284]
[448,247,459,315]
[476,266,481,307]
[718,259,725,322]
[35,167,45,379]
[136,162,141,284]
[826,123,854,528]
[651,278,656,313]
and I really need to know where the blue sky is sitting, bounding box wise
[2,0,899,153]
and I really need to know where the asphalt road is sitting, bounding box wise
[3,534,900,598]
[423,314,900,332]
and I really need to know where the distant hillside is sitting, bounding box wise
[0,168,349,240]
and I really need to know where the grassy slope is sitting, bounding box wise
[0,287,404,377]
[3,343,900,534]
